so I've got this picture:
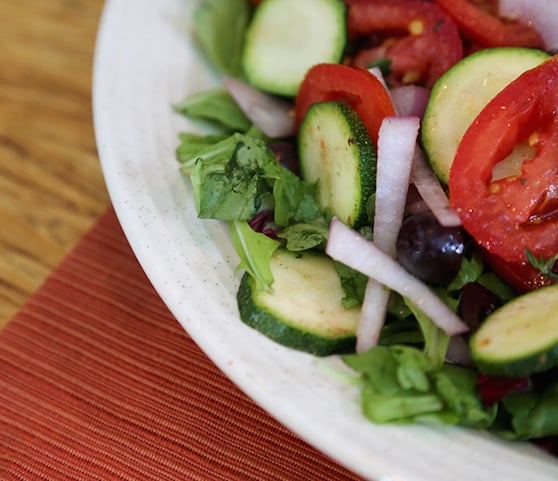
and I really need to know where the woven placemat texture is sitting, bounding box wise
[0,207,365,481]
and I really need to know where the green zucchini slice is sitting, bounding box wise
[298,100,376,229]
[237,248,359,356]
[470,283,558,377]
[242,0,347,97]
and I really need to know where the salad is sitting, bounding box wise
[175,0,558,451]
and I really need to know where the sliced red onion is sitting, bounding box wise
[410,148,462,227]
[358,116,420,351]
[390,85,430,118]
[223,76,295,138]
[326,218,469,337]
[499,0,558,51]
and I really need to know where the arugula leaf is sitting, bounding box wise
[344,345,495,427]
[228,221,280,292]
[190,134,281,220]
[447,252,484,291]
[176,132,229,169]
[181,132,238,175]
[404,299,449,370]
[499,380,558,440]
[333,261,368,309]
[434,364,496,428]
[378,319,423,346]
[386,293,412,320]
[193,0,251,77]
[278,222,329,252]
[173,89,251,132]
[273,168,322,227]
[477,272,516,301]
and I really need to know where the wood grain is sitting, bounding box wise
[0,0,110,326]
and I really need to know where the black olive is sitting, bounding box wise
[396,210,464,285]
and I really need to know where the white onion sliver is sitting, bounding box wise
[358,283,390,351]
[390,85,430,118]
[373,116,420,256]
[499,0,558,51]
[223,76,294,138]
[358,116,420,352]
[326,218,469,336]
[411,148,462,227]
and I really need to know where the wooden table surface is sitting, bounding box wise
[0,0,110,327]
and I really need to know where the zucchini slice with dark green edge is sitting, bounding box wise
[298,100,376,229]
[237,248,359,356]
[470,283,558,377]
[422,47,549,184]
[242,0,347,97]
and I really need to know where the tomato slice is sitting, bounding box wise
[481,249,552,294]
[345,0,463,88]
[294,63,395,144]
[449,55,558,264]
[435,0,545,49]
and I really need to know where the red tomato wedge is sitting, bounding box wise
[449,55,558,264]
[294,63,395,144]
[481,249,552,293]
[345,0,463,87]
[435,0,545,49]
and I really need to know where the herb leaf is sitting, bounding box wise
[525,248,558,281]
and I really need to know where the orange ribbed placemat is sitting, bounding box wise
[0,207,365,481]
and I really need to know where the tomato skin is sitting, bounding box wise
[294,63,395,144]
[345,0,463,88]
[481,249,552,294]
[449,55,558,264]
[435,0,545,49]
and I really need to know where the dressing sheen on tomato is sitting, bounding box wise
[481,249,552,293]
[294,63,395,144]
[449,55,558,265]
[345,0,463,87]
